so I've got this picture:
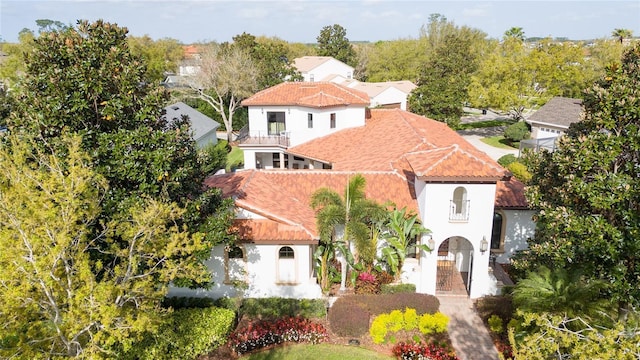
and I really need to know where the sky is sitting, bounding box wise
[1,0,639,44]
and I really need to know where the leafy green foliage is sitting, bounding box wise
[316,24,357,67]
[503,121,530,142]
[128,35,183,82]
[418,312,449,335]
[380,207,431,278]
[310,174,386,291]
[488,315,504,334]
[122,306,235,360]
[199,139,230,176]
[409,20,486,128]
[239,298,327,319]
[381,283,417,294]
[519,43,640,319]
[512,266,611,322]
[510,312,640,359]
[497,154,517,167]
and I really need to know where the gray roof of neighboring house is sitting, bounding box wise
[164,102,220,141]
[526,96,583,128]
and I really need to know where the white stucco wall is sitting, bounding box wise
[493,209,536,264]
[303,59,354,82]
[371,87,410,110]
[415,181,498,298]
[168,244,322,299]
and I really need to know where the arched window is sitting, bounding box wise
[450,187,469,221]
[277,246,296,284]
[225,245,246,284]
[491,212,504,251]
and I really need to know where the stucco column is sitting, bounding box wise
[279,152,285,169]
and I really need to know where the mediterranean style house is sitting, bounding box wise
[169,81,535,300]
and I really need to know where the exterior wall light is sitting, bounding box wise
[480,236,489,254]
[427,235,435,254]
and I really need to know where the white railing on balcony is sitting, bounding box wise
[238,129,290,147]
[449,200,470,222]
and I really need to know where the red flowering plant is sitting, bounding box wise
[392,341,459,360]
[355,271,380,294]
[228,317,328,355]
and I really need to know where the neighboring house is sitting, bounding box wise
[169,82,535,300]
[164,102,220,148]
[293,56,355,82]
[292,56,416,110]
[526,96,583,139]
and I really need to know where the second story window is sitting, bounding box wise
[308,113,313,128]
[330,113,336,129]
[450,186,470,222]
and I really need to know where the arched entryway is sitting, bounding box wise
[436,237,474,296]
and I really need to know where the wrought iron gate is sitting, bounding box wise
[437,256,455,291]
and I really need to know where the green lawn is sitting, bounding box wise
[243,343,394,360]
[226,146,244,171]
[480,136,519,150]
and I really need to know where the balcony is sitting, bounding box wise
[449,200,470,222]
[237,127,290,147]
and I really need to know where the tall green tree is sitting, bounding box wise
[0,28,35,89]
[0,135,211,358]
[128,35,184,82]
[230,32,302,88]
[409,22,486,127]
[504,26,526,42]
[365,39,422,82]
[310,174,386,291]
[316,24,357,67]
[518,43,640,320]
[380,207,431,279]
[6,19,234,281]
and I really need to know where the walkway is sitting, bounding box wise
[437,295,501,360]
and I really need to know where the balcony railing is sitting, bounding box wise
[237,128,290,147]
[449,200,470,222]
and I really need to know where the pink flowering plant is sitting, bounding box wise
[392,341,459,360]
[355,271,380,294]
[228,317,328,354]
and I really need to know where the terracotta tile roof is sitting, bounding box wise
[205,170,418,243]
[241,82,370,108]
[287,109,504,177]
[348,81,417,97]
[404,145,506,180]
[495,177,529,209]
[232,219,316,244]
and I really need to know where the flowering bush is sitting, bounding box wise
[228,317,328,354]
[392,341,459,360]
[355,271,380,294]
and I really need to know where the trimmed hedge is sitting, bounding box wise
[381,283,416,294]
[328,298,372,337]
[122,306,235,360]
[239,297,327,319]
[161,296,216,309]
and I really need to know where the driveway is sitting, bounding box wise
[457,126,519,161]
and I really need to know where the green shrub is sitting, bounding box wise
[213,296,243,312]
[418,312,449,335]
[328,297,371,337]
[475,295,514,325]
[504,121,530,142]
[403,308,419,331]
[497,154,517,167]
[240,297,326,319]
[507,161,532,183]
[488,314,504,334]
[161,296,215,309]
[381,283,416,294]
[123,307,235,360]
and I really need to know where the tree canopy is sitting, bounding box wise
[316,24,357,67]
[517,42,640,319]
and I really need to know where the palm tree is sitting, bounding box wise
[504,27,525,42]
[310,174,386,292]
[512,266,610,321]
[380,207,431,280]
[612,28,633,44]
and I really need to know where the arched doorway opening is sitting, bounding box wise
[436,237,474,295]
